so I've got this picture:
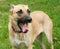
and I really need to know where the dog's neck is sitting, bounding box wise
[12,25,25,41]
[18,33,24,40]
[14,32,25,41]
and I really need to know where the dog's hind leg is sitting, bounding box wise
[44,22,54,49]
[37,33,46,49]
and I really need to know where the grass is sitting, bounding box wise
[0,0,60,49]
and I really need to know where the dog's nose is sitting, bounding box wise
[25,16,32,23]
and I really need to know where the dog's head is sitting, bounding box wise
[9,4,32,33]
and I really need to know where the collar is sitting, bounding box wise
[12,26,22,33]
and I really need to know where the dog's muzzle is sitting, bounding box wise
[17,16,32,33]
[18,16,32,23]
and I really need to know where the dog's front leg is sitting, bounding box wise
[28,44,33,49]
[12,46,17,49]
[12,47,17,49]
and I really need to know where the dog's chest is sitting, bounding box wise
[14,33,30,46]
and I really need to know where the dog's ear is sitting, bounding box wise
[9,4,15,15]
[26,5,29,7]
[26,5,30,9]
[9,4,15,9]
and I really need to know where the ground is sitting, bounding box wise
[0,0,60,49]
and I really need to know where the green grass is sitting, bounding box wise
[0,0,60,49]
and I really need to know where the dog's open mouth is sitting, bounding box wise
[17,16,32,33]
[18,23,28,33]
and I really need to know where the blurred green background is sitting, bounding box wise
[0,0,60,49]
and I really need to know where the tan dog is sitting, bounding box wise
[8,4,54,49]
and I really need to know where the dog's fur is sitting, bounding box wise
[8,4,54,49]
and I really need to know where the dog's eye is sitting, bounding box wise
[27,9,30,14]
[16,9,23,14]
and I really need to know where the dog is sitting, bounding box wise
[8,4,54,49]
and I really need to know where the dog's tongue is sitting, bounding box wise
[19,24,28,33]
